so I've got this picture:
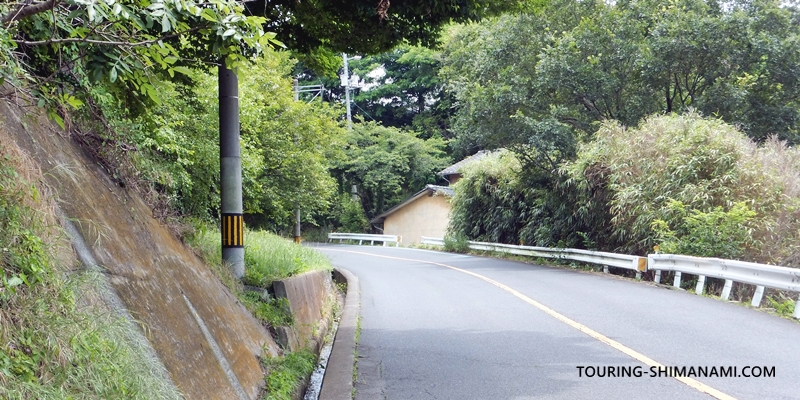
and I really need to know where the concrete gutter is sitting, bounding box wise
[319,268,360,400]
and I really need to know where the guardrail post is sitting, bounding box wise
[695,275,706,295]
[634,257,646,280]
[358,239,363,245]
[673,271,682,288]
[603,265,609,274]
[751,286,765,307]
[794,296,800,319]
[721,279,733,301]
[654,270,662,284]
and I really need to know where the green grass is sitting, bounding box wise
[188,225,332,288]
[241,292,294,327]
[766,294,797,318]
[244,230,333,287]
[0,271,182,400]
[261,349,317,400]
[187,225,331,327]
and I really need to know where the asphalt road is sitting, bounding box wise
[316,244,800,400]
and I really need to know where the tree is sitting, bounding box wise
[237,55,344,227]
[440,7,591,161]
[0,0,273,115]
[91,49,344,228]
[440,0,800,251]
[246,0,523,55]
[441,0,800,158]
[333,122,450,220]
[0,0,520,119]
[344,45,453,138]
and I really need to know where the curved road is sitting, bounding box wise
[318,244,800,400]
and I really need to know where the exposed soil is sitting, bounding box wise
[0,100,280,399]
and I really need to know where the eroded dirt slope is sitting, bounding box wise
[1,101,279,400]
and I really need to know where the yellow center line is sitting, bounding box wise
[322,248,736,400]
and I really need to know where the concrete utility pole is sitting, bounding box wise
[288,79,325,244]
[293,79,302,244]
[342,53,353,130]
[219,62,245,278]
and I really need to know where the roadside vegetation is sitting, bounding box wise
[188,225,332,398]
[261,350,317,400]
[448,113,800,304]
[568,113,800,266]
[185,225,331,331]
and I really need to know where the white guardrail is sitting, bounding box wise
[328,233,400,247]
[421,237,646,276]
[649,254,800,313]
[422,237,800,319]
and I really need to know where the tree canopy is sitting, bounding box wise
[0,0,274,114]
[333,122,450,220]
[441,0,800,158]
[89,49,344,228]
[247,0,525,55]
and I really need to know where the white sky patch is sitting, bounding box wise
[360,65,387,91]
[367,65,386,80]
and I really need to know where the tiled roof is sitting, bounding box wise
[438,150,491,176]
[426,184,454,197]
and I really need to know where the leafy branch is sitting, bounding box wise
[1,0,58,25]
[18,26,205,47]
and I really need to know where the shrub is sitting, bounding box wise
[447,150,527,244]
[443,233,470,253]
[651,200,756,259]
[334,194,369,233]
[568,112,800,265]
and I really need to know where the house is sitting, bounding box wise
[370,185,453,245]
[369,150,490,246]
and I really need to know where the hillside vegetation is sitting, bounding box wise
[440,0,800,268]
[571,113,800,265]
[449,113,800,267]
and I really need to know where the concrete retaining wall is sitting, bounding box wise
[273,269,336,352]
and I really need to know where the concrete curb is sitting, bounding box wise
[319,268,360,400]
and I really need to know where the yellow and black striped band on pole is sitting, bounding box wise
[221,213,244,248]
